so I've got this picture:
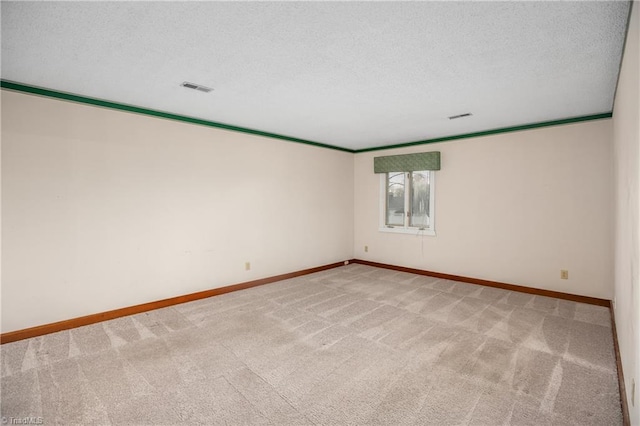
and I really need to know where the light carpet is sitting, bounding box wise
[1,264,622,425]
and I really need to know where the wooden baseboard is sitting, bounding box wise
[4,257,625,420]
[351,259,610,306]
[610,301,631,426]
[1,259,611,345]
[0,260,348,344]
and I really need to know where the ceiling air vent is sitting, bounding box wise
[448,113,472,120]
[181,81,213,93]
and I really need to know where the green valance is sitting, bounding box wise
[374,151,441,173]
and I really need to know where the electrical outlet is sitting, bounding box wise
[560,270,569,280]
[365,245,369,253]
[245,262,251,271]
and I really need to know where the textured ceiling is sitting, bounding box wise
[1,1,631,151]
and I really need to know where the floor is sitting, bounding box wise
[1,264,622,425]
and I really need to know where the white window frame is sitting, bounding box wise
[379,171,436,236]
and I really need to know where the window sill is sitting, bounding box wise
[378,227,436,236]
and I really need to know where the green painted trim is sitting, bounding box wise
[354,113,613,153]
[2,80,613,154]
[0,80,354,153]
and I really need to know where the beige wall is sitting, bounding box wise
[1,90,354,333]
[613,1,640,421]
[354,119,614,299]
[0,68,621,342]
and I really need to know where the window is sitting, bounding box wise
[380,170,435,235]
[374,151,439,235]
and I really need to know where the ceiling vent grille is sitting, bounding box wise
[181,81,213,93]
[448,113,472,120]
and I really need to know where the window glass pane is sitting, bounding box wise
[386,172,405,226]
[410,171,430,228]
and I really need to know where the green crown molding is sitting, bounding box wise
[354,112,613,153]
[2,80,612,154]
[0,80,353,153]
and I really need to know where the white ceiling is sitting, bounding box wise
[1,1,631,151]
